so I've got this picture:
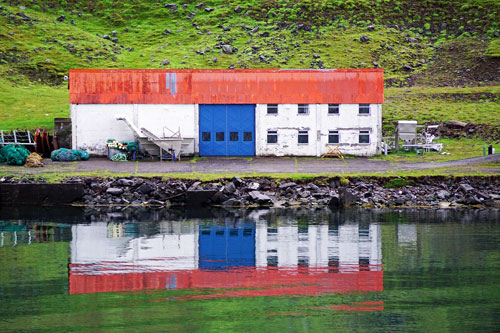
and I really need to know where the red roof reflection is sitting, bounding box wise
[69,265,383,298]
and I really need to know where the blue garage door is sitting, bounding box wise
[199,104,255,156]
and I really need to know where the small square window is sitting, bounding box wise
[267,130,278,144]
[359,104,370,114]
[328,130,339,144]
[202,132,211,142]
[243,132,253,141]
[359,130,370,143]
[230,132,238,141]
[298,130,309,144]
[328,104,339,114]
[216,132,225,142]
[267,104,278,114]
[298,104,309,114]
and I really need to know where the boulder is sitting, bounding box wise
[222,44,233,54]
[186,190,217,206]
[279,182,297,189]
[249,191,272,204]
[460,183,474,192]
[106,187,124,196]
[360,35,370,43]
[223,182,236,194]
[136,183,154,194]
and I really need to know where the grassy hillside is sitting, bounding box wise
[0,0,499,131]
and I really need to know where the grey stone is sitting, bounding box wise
[367,25,375,31]
[460,183,474,192]
[205,7,214,12]
[234,6,242,13]
[188,181,202,191]
[248,182,260,190]
[106,187,124,196]
[360,35,370,43]
[56,15,65,22]
[195,3,206,9]
[279,182,296,189]
[222,44,233,54]
[186,190,217,206]
[232,176,244,186]
[212,57,217,63]
[111,37,118,43]
[223,182,236,194]
[136,183,154,194]
[249,191,272,204]
[116,178,135,187]
[102,35,110,40]
[436,190,450,199]
[403,64,414,71]
[164,4,178,12]
[111,30,118,35]
[160,59,170,66]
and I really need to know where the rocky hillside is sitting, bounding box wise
[0,0,499,130]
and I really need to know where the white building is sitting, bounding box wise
[70,69,384,157]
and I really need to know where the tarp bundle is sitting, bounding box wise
[0,144,31,165]
[51,148,89,162]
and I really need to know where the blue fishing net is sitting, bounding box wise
[51,148,90,162]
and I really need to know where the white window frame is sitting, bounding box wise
[328,130,340,144]
[328,104,340,115]
[298,130,309,144]
[359,104,370,115]
[298,104,309,114]
[267,130,278,144]
[359,130,370,144]
[267,104,278,115]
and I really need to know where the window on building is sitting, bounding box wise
[243,132,252,141]
[359,130,370,143]
[328,130,339,144]
[298,130,309,144]
[328,104,339,114]
[359,104,370,114]
[267,104,278,114]
[201,132,211,142]
[230,132,238,141]
[216,132,224,141]
[298,104,309,114]
[267,130,278,144]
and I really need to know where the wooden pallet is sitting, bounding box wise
[321,145,344,159]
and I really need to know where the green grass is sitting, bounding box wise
[384,86,500,134]
[485,38,500,57]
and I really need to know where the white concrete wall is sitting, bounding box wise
[72,102,381,157]
[71,104,198,155]
[255,103,382,157]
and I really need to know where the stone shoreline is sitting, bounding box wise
[1,175,499,208]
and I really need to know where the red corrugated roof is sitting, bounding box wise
[69,69,384,104]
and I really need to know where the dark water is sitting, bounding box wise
[0,207,499,332]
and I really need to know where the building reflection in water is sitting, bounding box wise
[69,219,383,298]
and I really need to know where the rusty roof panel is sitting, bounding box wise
[69,69,384,104]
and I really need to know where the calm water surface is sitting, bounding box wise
[0,207,499,332]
